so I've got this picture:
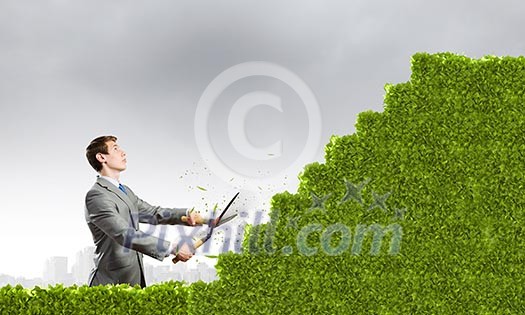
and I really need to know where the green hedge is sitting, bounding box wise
[189,52,525,314]
[0,281,189,314]
[2,52,524,314]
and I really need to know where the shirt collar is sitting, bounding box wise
[97,175,121,188]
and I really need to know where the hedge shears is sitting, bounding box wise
[172,192,239,264]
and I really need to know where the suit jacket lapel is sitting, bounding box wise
[96,177,138,229]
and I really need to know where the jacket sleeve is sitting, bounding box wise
[125,186,189,225]
[85,189,172,261]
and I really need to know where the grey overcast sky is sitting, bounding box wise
[1,0,523,279]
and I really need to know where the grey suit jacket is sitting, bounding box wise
[84,176,187,288]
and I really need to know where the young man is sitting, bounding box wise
[84,135,203,288]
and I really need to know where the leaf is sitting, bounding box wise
[197,186,207,191]
[212,203,218,216]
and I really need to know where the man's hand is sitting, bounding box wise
[173,242,194,262]
[185,209,205,226]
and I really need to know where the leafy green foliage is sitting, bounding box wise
[0,282,189,314]
[189,52,525,313]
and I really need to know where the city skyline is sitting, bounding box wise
[0,208,264,286]
[0,245,218,288]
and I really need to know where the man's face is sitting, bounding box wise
[97,141,127,172]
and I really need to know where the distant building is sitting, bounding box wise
[196,262,217,282]
[0,274,16,286]
[43,256,70,285]
[153,265,172,283]
[144,264,154,284]
[183,271,198,283]
[71,247,95,285]
[142,261,218,285]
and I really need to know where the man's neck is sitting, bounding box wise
[99,169,120,181]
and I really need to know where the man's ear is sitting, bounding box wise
[96,153,105,164]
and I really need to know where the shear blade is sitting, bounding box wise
[216,214,237,227]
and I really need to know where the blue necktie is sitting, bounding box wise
[118,183,127,195]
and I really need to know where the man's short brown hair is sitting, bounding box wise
[86,135,117,172]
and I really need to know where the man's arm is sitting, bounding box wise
[86,189,172,261]
[124,186,189,225]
